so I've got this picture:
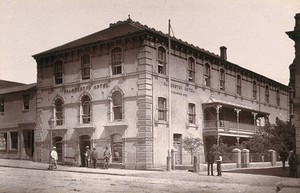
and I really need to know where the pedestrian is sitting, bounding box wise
[279,148,289,169]
[49,146,58,170]
[85,146,91,168]
[216,152,222,176]
[103,146,111,169]
[207,150,215,176]
[91,147,98,169]
[288,149,298,178]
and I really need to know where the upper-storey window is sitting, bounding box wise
[253,81,257,100]
[158,97,167,121]
[54,60,63,84]
[187,57,195,82]
[204,63,211,87]
[81,95,91,124]
[188,103,196,124]
[112,91,123,120]
[276,89,280,106]
[81,54,91,80]
[111,47,123,75]
[157,46,166,75]
[55,98,64,126]
[0,97,4,113]
[236,75,242,95]
[23,94,30,110]
[265,85,269,103]
[219,69,225,91]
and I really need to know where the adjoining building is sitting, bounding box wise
[32,18,290,169]
[0,80,36,160]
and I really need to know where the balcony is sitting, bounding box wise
[203,120,257,137]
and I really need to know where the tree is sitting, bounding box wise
[182,137,203,164]
[242,118,295,153]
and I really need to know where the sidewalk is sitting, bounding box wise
[0,159,161,176]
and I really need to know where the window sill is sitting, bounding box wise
[22,109,29,113]
[186,123,198,130]
[155,120,168,125]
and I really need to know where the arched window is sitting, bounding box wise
[157,46,166,74]
[253,81,257,100]
[204,63,211,87]
[81,54,91,80]
[54,60,63,84]
[265,85,269,103]
[112,91,122,120]
[187,57,195,82]
[111,47,122,75]
[81,95,91,124]
[55,98,64,125]
[219,69,225,91]
[111,134,122,163]
[236,75,242,95]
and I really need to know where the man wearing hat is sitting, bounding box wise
[50,146,58,169]
[84,146,91,168]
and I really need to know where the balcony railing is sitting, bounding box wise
[203,120,256,134]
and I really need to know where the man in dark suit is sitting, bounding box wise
[91,147,98,168]
[207,150,215,176]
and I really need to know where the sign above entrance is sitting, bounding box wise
[63,83,110,94]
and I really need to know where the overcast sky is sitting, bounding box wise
[0,0,299,85]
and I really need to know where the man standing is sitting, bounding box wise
[103,146,111,169]
[216,152,222,176]
[91,147,98,168]
[207,150,214,176]
[85,146,91,168]
[50,146,58,170]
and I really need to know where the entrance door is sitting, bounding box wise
[23,130,34,158]
[54,137,63,163]
[173,134,182,165]
[79,135,90,167]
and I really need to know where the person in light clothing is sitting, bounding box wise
[50,146,58,169]
[216,153,222,176]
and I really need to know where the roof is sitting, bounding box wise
[203,98,269,115]
[0,83,36,95]
[0,80,25,89]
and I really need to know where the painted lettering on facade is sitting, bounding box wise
[64,83,110,94]
[162,81,195,93]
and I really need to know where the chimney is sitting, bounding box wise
[220,46,227,61]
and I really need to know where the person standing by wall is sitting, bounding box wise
[85,146,91,168]
[207,150,215,176]
[280,148,289,169]
[289,149,299,178]
[91,147,98,169]
[103,146,111,169]
[216,152,222,176]
[49,146,58,170]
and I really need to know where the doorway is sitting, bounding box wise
[53,136,63,163]
[79,135,90,167]
[173,134,182,165]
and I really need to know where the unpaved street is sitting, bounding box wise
[0,167,286,193]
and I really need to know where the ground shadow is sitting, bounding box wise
[224,167,290,177]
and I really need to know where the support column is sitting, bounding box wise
[234,108,241,144]
[252,112,257,133]
[216,105,222,146]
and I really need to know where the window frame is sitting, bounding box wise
[112,91,123,121]
[236,75,242,96]
[188,103,196,124]
[219,68,225,91]
[157,46,166,75]
[276,89,280,106]
[54,60,63,85]
[111,47,123,75]
[265,85,269,104]
[81,54,91,80]
[22,94,30,111]
[204,63,211,87]
[81,95,91,124]
[158,97,167,121]
[187,57,195,82]
[252,81,257,100]
[0,97,4,113]
[55,98,64,126]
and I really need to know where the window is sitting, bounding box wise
[236,75,242,95]
[188,103,196,124]
[219,69,225,91]
[54,60,63,84]
[81,54,91,80]
[158,97,167,121]
[157,47,166,75]
[253,81,257,100]
[81,95,91,124]
[55,98,64,125]
[112,91,122,120]
[204,63,211,87]
[10,132,18,150]
[0,98,4,113]
[23,94,30,110]
[276,89,280,106]
[265,86,269,103]
[111,47,122,75]
[187,57,195,82]
[0,133,7,151]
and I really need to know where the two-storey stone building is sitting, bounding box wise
[32,18,290,169]
[0,80,36,160]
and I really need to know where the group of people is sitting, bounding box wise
[84,146,111,169]
[281,149,299,178]
[207,150,222,176]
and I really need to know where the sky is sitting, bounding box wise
[0,0,299,85]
